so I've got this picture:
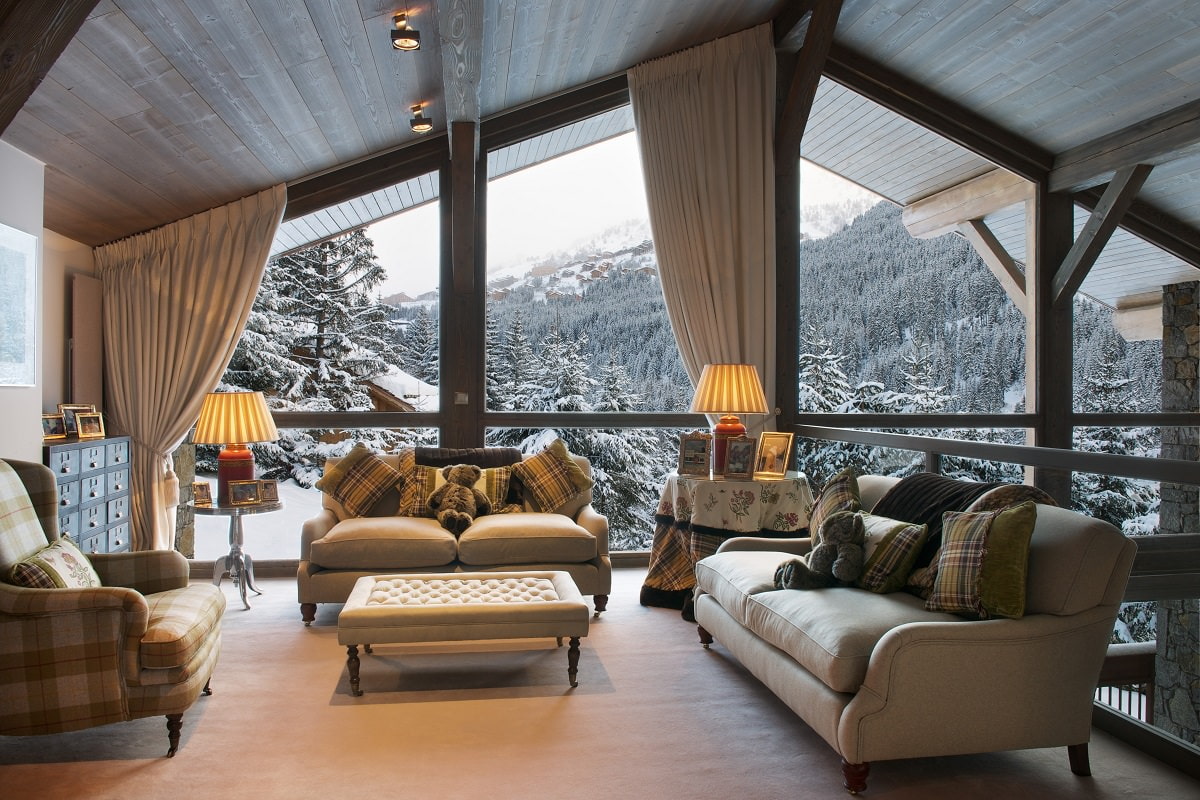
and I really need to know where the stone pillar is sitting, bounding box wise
[1156,281,1200,743]
[173,442,196,558]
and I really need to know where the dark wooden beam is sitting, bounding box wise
[1051,98,1200,193]
[823,43,1053,184]
[1072,188,1200,271]
[0,0,99,136]
[775,0,842,160]
[1053,164,1154,305]
[480,74,629,152]
[450,120,477,294]
[772,0,817,51]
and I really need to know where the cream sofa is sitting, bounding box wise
[692,475,1136,794]
[298,447,611,623]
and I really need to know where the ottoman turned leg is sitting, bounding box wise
[567,636,581,687]
[346,645,363,696]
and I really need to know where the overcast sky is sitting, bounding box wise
[368,131,877,298]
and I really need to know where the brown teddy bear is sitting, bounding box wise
[427,464,492,535]
[773,510,865,590]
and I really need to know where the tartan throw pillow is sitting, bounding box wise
[856,513,930,594]
[808,468,860,536]
[395,448,423,516]
[407,464,513,518]
[315,444,402,518]
[511,439,594,512]
[926,501,1037,619]
[9,536,102,589]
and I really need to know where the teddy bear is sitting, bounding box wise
[774,510,865,590]
[427,464,492,536]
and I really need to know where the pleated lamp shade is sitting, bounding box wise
[193,392,278,506]
[689,365,770,474]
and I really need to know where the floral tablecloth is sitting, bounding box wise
[640,472,814,612]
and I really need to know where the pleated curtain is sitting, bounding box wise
[628,23,777,433]
[94,184,287,551]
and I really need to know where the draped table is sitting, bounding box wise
[640,472,814,618]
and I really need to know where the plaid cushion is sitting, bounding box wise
[9,537,102,589]
[808,468,860,536]
[138,584,226,672]
[315,444,402,517]
[395,448,423,516]
[926,502,1037,618]
[407,464,513,518]
[0,461,52,572]
[511,439,594,512]
[926,511,990,616]
[856,514,929,594]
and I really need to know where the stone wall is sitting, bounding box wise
[1156,281,1200,744]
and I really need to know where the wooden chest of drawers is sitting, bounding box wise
[42,435,132,554]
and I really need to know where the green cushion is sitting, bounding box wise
[856,513,929,594]
[926,501,1037,619]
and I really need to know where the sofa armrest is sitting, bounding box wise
[574,504,610,557]
[0,581,150,636]
[840,605,1119,764]
[300,509,339,561]
[90,550,190,594]
[717,536,813,556]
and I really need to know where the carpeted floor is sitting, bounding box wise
[1,567,1196,799]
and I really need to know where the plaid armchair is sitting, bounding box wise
[0,458,225,756]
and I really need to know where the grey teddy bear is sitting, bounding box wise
[427,464,492,536]
[774,510,866,590]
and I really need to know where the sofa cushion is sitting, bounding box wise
[457,513,597,565]
[808,468,860,536]
[407,464,514,518]
[695,550,789,624]
[856,513,929,594]
[744,585,960,693]
[511,439,594,512]
[139,583,226,673]
[9,536,102,589]
[315,444,402,517]
[309,517,457,569]
[926,501,1036,619]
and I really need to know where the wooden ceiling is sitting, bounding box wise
[2,1,1200,313]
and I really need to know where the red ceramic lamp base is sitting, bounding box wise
[216,444,255,506]
[711,414,746,474]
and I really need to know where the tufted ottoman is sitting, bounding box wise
[337,571,590,695]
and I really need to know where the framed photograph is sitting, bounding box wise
[723,435,756,480]
[192,481,213,506]
[228,479,261,506]
[677,430,713,477]
[754,432,794,479]
[76,412,106,439]
[58,403,96,435]
[259,479,279,503]
[0,222,37,386]
[42,413,67,440]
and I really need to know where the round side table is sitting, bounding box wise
[191,501,282,609]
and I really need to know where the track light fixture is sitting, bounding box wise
[409,104,433,134]
[391,13,420,51]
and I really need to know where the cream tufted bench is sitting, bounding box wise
[337,571,590,695]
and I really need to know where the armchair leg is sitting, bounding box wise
[166,714,183,757]
[202,678,212,696]
[841,760,869,794]
[593,594,608,615]
[301,603,317,625]
[1068,743,1091,776]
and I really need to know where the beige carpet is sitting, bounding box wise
[1,567,1196,799]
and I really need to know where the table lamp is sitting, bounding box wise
[689,364,770,474]
[193,391,279,506]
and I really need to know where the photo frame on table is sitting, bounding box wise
[259,479,279,503]
[58,403,95,435]
[75,412,106,439]
[41,414,67,440]
[192,482,213,506]
[723,435,756,480]
[754,432,794,479]
[228,479,261,506]
[677,431,713,476]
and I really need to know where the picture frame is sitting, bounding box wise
[677,430,713,477]
[41,413,67,440]
[75,412,106,439]
[192,481,213,506]
[723,435,757,480]
[754,432,794,479]
[228,479,261,506]
[259,479,279,503]
[0,222,37,386]
[58,403,96,435]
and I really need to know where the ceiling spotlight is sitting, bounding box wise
[410,105,433,134]
[391,13,420,51]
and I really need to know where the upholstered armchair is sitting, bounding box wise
[0,458,225,756]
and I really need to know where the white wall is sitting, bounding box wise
[41,230,96,409]
[0,141,45,460]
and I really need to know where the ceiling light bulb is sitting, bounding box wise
[410,105,433,134]
[391,13,420,51]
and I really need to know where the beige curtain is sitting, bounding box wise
[95,185,287,551]
[629,24,777,434]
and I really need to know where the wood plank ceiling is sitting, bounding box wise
[2,1,1200,315]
